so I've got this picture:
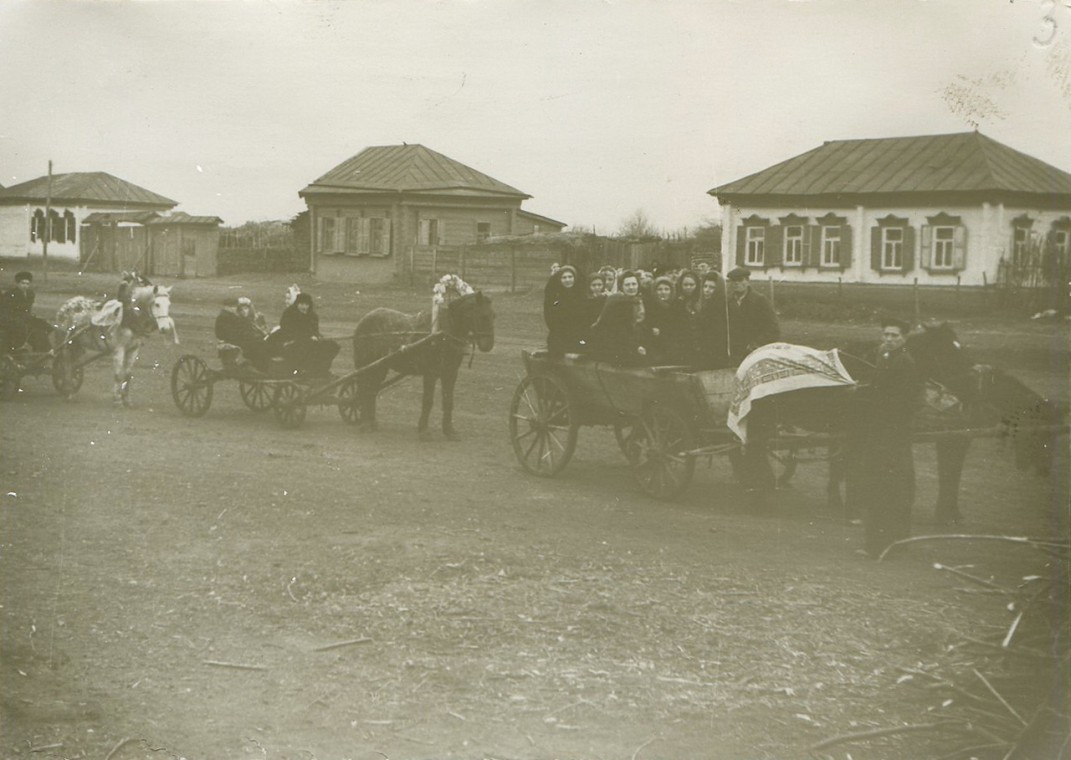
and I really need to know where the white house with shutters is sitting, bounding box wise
[709,132,1071,287]
[0,172,177,262]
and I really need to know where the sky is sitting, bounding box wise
[1,0,1069,234]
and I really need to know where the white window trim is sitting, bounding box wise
[745,227,765,266]
[931,226,956,270]
[881,227,903,271]
[820,226,841,268]
[783,225,803,266]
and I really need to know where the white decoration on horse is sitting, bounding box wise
[431,274,474,333]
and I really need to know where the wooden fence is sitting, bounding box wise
[217,247,309,275]
[405,239,720,291]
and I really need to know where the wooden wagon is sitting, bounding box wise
[508,350,743,500]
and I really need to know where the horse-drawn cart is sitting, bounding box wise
[170,332,448,428]
[509,350,741,500]
[509,346,1069,507]
[0,344,84,400]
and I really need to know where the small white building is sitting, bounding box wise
[0,172,177,261]
[709,132,1071,287]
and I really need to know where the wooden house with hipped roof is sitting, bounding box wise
[709,132,1071,287]
[299,144,565,283]
[0,172,178,262]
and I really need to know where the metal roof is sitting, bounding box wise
[710,132,1071,200]
[517,208,567,228]
[145,212,222,226]
[0,172,178,207]
[83,211,162,224]
[300,144,530,199]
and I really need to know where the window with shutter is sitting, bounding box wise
[820,226,841,268]
[319,217,337,253]
[745,227,765,266]
[369,218,387,256]
[783,226,803,266]
[873,215,912,273]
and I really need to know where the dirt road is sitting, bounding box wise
[1,272,1066,759]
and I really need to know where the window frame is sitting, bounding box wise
[931,226,956,270]
[782,225,803,266]
[881,227,904,271]
[820,226,841,268]
[745,226,765,266]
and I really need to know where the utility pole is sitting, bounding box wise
[42,160,53,281]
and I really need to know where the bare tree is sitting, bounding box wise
[617,209,660,239]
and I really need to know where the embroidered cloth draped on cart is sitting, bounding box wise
[727,343,857,443]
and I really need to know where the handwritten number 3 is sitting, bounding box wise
[1035,0,1057,47]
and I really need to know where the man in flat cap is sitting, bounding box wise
[725,267,780,364]
[1,271,52,352]
[850,316,924,558]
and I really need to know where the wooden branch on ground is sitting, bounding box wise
[809,720,960,752]
[202,659,268,671]
[312,637,374,652]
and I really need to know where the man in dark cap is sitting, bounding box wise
[725,267,780,364]
[851,316,924,558]
[1,271,52,352]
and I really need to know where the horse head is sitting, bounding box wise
[444,291,495,352]
[133,284,179,343]
[907,322,973,401]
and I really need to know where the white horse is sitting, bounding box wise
[56,284,178,405]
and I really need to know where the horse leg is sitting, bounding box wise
[441,365,459,440]
[827,447,846,513]
[934,438,968,525]
[120,342,140,407]
[418,374,436,437]
[111,345,126,404]
[358,367,386,431]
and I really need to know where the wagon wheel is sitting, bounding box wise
[272,382,308,429]
[170,354,214,418]
[239,381,272,412]
[51,347,84,398]
[337,378,362,424]
[0,355,21,400]
[509,374,578,476]
[627,403,696,501]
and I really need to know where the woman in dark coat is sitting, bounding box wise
[587,293,650,367]
[268,292,340,375]
[543,265,588,355]
[584,271,609,335]
[644,276,690,365]
[693,271,731,369]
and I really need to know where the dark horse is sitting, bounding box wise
[745,323,1062,524]
[351,291,495,438]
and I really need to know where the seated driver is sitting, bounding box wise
[215,296,272,371]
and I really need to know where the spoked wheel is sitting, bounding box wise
[337,378,362,424]
[273,382,308,429]
[627,403,696,501]
[51,348,84,398]
[170,354,214,417]
[0,355,21,400]
[239,381,272,412]
[509,374,578,476]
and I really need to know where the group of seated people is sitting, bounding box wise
[543,263,780,370]
[215,292,339,376]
